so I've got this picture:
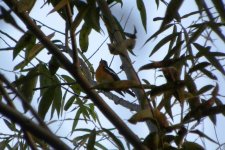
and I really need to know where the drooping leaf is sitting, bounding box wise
[197,85,214,96]
[13,30,36,60]
[185,74,200,111]
[3,119,16,131]
[188,62,210,74]
[84,3,100,32]
[181,141,204,150]
[20,67,38,109]
[64,95,75,111]
[38,86,55,119]
[102,128,125,150]
[48,0,69,15]
[188,24,206,44]
[164,40,184,60]
[149,32,180,57]
[79,24,91,52]
[199,68,217,80]
[52,79,62,118]
[194,43,225,75]
[139,55,189,71]
[144,24,173,45]
[128,109,153,124]
[87,129,96,150]
[72,109,82,131]
[48,55,60,75]
[160,0,184,28]
[190,130,218,144]
[136,0,147,31]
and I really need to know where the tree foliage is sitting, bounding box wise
[0,0,225,149]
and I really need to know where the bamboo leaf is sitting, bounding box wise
[149,32,180,57]
[128,109,153,124]
[194,43,225,75]
[13,30,35,60]
[64,95,75,111]
[160,0,184,28]
[182,141,204,150]
[79,24,91,52]
[188,62,210,73]
[136,0,147,31]
[38,87,55,119]
[144,24,173,45]
[190,130,218,144]
[48,0,69,15]
[87,129,96,150]
[102,128,125,150]
[197,85,214,96]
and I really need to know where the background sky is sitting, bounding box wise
[0,0,225,149]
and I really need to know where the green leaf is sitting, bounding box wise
[72,109,82,131]
[87,129,96,150]
[190,130,218,144]
[136,0,147,31]
[39,64,53,95]
[84,3,100,32]
[13,30,35,60]
[149,32,180,57]
[102,128,125,150]
[211,0,225,23]
[181,141,204,150]
[197,85,214,96]
[52,80,62,118]
[160,0,184,28]
[194,43,225,75]
[79,24,91,52]
[3,119,16,131]
[38,87,55,119]
[64,95,75,111]
[128,109,153,124]
[168,25,177,51]
[48,0,69,15]
[188,24,206,44]
[188,62,210,74]
[199,68,217,80]
[144,24,173,45]
[20,67,38,106]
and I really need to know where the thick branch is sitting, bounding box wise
[0,102,71,150]
[3,0,147,149]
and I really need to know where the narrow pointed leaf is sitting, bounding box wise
[38,87,55,119]
[194,43,225,75]
[136,0,147,31]
[64,96,75,111]
[144,24,173,45]
[149,32,180,57]
[102,128,125,150]
[87,129,96,150]
[188,62,210,73]
[160,0,184,28]
[48,0,69,15]
[79,24,91,52]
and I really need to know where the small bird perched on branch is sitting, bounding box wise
[96,59,135,97]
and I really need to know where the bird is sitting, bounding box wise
[95,59,135,97]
